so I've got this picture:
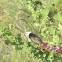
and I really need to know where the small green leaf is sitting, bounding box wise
[41,9,49,18]
[28,47,32,51]
[59,24,62,29]
[50,53,53,57]
[22,48,26,52]
[54,14,62,22]
[49,27,55,34]
[53,35,59,43]
[57,60,61,62]
[0,26,4,31]
[41,26,46,32]
[43,53,46,57]
[9,24,14,29]
[61,55,62,57]
[4,40,10,45]
[32,53,34,56]
[42,20,46,25]
[47,53,54,61]
[34,23,39,27]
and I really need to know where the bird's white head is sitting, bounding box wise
[25,31,31,37]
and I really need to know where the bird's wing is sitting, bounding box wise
[30,36,42,45]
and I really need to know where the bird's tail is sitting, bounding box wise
[43,42,46,46]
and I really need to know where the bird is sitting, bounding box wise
[25,31,46,46]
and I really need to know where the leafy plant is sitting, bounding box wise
[0,0,62,62]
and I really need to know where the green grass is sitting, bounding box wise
[0,0,43,62]
[0,0,62,62]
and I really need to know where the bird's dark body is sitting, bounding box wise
[29,33,43,45]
